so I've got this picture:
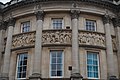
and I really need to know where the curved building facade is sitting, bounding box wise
[0,0,120,80]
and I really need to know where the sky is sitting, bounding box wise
[0,0,11,4]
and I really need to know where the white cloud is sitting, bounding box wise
[0,0,11,4]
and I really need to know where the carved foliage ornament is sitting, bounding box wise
[35,11,44,20]
[0,21,7,30]
[8,18,16,27]
[102,14,111,24]
[71,9,80,19]
[112,16,120,27]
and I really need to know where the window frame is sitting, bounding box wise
[49,50,64,78]
[20,21,30,33]
[15,53,28,80]
[86,51,100,79]
[85,19,97,31]
[51,18,64,29]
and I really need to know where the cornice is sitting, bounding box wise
[1,0,119,13]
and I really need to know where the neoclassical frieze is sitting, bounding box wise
[12,31,35,49]
[42,30,72,45]
[5,30,117,49]
[78,31,106,48]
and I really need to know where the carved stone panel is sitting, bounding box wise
[12,31,35,49]
[42,30,72,45]
[78,31,105,48]
[4,30,108,49]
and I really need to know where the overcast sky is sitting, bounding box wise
[0,0,11,4]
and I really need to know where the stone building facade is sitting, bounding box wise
[0,0,120,80]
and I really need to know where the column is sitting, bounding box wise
[70,9,82,80]
[0,21,5,74]
[113,15,120,79]
[29,10,44,80]
[103,14,117,79]
[2,18,15,80]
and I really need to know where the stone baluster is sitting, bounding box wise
[29,10,44,80]
[70,9,82,80]
[103,14,117,79]
[2,18,15,80]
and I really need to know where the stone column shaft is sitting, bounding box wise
[103,15,116,78]
[0,30,5,73]
[113,17,120,78]
[2,19,15,79]
[70,9,82,79]
[34,14,43,73]
[71,17,79,73]
[29,11,44,80]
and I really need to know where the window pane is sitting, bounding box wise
[51,64,56,70]
[87,66,92,72]
[86,20,96,31]
[57,58,62,63]
[51,71,56,76]
[57,71,62,76]
[52,58,56,63]
[16,53,28,79]
[87,52,99,79]
[52,19,63,29]
[57,64,62,70]
[21,21,30,32]
[50,50,63,77]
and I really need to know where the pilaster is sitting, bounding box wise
[103,14,118,79]
[29,10,44,80]
[2,18,15,80]
[70,7,82,80]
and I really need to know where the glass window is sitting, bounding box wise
[16,53,28,79]
[21,21,30,32]
[86,20,96,31]
[50,50,63,77]
[52,18,63,29]
[87,52,99,79]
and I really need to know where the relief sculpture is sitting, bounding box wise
[12,32,35,49]
[42,30,72,45]
[10,30,107,49]
[78,31,105,47]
